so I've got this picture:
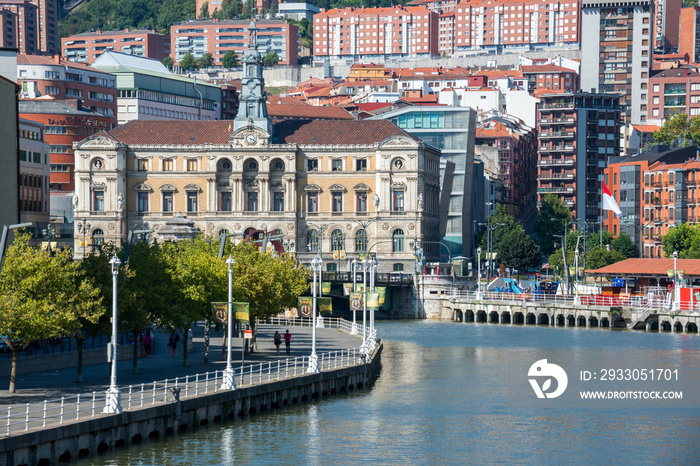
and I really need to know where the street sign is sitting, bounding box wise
[544,264,550,269]
[244,330,252,340]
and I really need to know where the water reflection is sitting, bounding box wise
[82,321,700,465]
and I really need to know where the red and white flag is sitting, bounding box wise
[602,181,622,217]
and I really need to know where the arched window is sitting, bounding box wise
[355,229,368,253]
[92,229,104,252]
[307,229,320,252]
[217,159,232,172]
[218,228,229,237]
[393,229,405,252]
[330,229,345,252]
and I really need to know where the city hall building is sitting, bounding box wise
[72,23,440,272]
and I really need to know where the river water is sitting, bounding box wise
[81,321,700,465]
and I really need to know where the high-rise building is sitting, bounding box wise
[647,67,700,125]
[61,29,171,65]
[655,0,681,53]
[0,73,19,227]
[679,6,700,65]
[0,0,38,54]
[0,0,57,54]
[581,0,654,126]
[537,91,622,223]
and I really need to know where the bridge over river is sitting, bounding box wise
[420,288,700,333]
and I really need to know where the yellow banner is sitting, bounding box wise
[233,302,249,323]
[318,297,332,313]
[298,297,313,318]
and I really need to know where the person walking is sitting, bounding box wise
[284,330,291,355]
[168,330,180,357]
[143,330,152,357]
[274,331,282,354]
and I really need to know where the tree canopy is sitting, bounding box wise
[221,50,240,69]
[661,223,700,258]
[653,113,700,147]
[179,52,197,71]
[534,194,573,256]
[263,50,279,65]
[198,52,214,69]
[479,204,540,275]
[0,232,104,393]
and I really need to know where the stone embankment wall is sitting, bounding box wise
[0,345,382,466]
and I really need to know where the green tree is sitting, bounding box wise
[179,52,197,71]
[534,194,573,256]
[0,232,104,393]
[263,50,279,65]
[162,56,174,70]
[611,231,636,258]
[662,223,700,258]
[200,1,209,18]
[222,50,240,68]
[162,237,227,366]
[269,2,277,16]
[198,52,214,69]
[586,248,626,270]
[497,229,541,278]
[229,241,308,347]
[653,112,700,147]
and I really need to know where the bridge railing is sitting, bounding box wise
[0,319,376,437]
[450,289,700,314]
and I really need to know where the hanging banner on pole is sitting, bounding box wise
[343,283,354,296]
[318,297,333,313]
[349,292,362,311]
[321,282,332,294]
[298,297,313,318]
[376,286,387,306]
[367,292,380,310]
[211,302,227,324]
[233,302,250,323]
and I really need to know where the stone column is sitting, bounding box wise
[586,318,590,328]
[646,322,652,332]
[207,177,215,212]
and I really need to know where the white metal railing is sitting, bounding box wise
[0,319,376,437]
[451,289,700,315]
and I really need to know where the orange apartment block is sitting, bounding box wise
[313,5,439,59]
[348,63,393,81]
[0,0,38,53]
[61,28,171,65]
[679,7,700,64]
[605,145,698,258]
[171,19,298,66]
[520,64,580,93]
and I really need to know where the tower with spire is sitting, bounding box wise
[234,21,271,134]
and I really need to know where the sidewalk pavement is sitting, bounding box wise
[0,323,362,408]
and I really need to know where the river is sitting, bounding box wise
[80,321,700,465]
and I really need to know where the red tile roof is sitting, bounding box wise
[476,121,512,138]
[356,102,393,112]
[105,119,412,146]
[588,258,700,277]
[272,119,417,145]
[109,120,232,145]
[631,124,661,133]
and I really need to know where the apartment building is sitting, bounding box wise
[581,0,654,125]
[17,54,118,123]
[537,91,622,223]
[171,19,298,66]
[18,118,49,225]
[0,74,19,227]
[19,99,114,193]
[0,0,38,53]
[61,29,171,65]
[91,51,222,125]
[647,67,700,124]
[655,0,681,54]
[604,145,696,257]
[313,6,439,60]
[520,64,580,93]
[0,0,57,54]
[679,7,700,65]
[475,113,537,220]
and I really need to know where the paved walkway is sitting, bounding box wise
[0,322,362,408]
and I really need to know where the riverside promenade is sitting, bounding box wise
[0,320,363,409]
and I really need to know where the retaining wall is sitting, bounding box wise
[0,344,382,466]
